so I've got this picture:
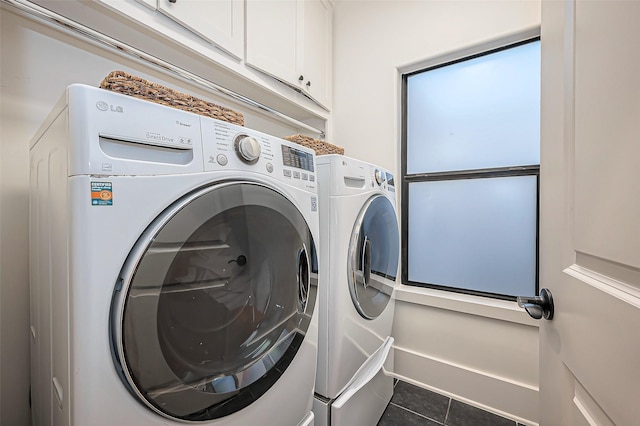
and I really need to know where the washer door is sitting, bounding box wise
[111,182,317,422]
[347,195,399,319]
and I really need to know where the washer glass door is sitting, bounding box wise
[347,195,399,319]
[111,182,317,421]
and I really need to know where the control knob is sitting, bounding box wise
[374,169,383,186]
[235,135,261,163]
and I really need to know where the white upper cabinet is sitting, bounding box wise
[157,0,244,59]
[246,0,300,86]
[95,0,244,60]
[246,0,332,108]
[301,0,331,108]
[30,0,332,115]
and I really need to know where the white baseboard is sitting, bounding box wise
[392,346,539,425]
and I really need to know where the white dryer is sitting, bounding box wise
[29,84,320,426]
[313,155,400,426]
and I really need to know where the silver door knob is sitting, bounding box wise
[517,288,554,320]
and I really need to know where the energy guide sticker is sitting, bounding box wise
[91,182,113,206]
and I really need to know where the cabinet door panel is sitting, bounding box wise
[158,0,244,58]
[302,0,331,107]
[134,0,156,10]
[245,0,301,86]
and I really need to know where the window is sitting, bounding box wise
[401,39,540,300]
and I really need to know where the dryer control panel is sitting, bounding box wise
[369,165,395,194]
[371,167,395,194]
[316,154,396,200]
[201,119,317,192]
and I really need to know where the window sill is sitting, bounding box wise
[394,284,540,327]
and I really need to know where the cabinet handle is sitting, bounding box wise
[298,75,304,81]
[168,0,176,3]
[306,81,311,88]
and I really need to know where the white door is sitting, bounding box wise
[538,0,640,424]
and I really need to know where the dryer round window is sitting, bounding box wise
[347,195,400,320]
[110,181,318,422]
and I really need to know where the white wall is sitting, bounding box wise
[0,7,308,424]
[332,1,542,424]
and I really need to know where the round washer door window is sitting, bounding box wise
[111,182,317,422]
[347,195,399,319]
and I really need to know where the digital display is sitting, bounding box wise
[386,172,395,187]
[282,145,314,172]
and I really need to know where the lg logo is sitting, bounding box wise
[96,101,123,113]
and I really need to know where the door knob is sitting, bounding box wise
[517,288,554,320]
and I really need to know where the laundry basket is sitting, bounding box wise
[284,134,344,155]
[99,70,245,126]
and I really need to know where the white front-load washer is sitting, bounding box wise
[29,84,319,426]
[313,155,400,426]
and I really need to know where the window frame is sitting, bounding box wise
[400,37,541,301]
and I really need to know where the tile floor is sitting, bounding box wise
[377,380,524,426]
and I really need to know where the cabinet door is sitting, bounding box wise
[134,0,156,10]
[246,0,331,108]
[158,0,244,59]
[301,0,331,107]
[245,0,302,87]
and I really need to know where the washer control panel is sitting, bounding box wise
[282,145,314,175]
[201,118,317,191]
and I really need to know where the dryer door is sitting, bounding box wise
[111,182,317,422]
[347,195,399,319]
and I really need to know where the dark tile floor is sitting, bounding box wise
[377,380,525,426]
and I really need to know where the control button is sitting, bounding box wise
[266,163,274,173]
[302,173,309,181]
[309,175,315,182]
[234,134,261,163]
[283,169,292,177]
[217,154,228,166]
[293,171,301,179]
